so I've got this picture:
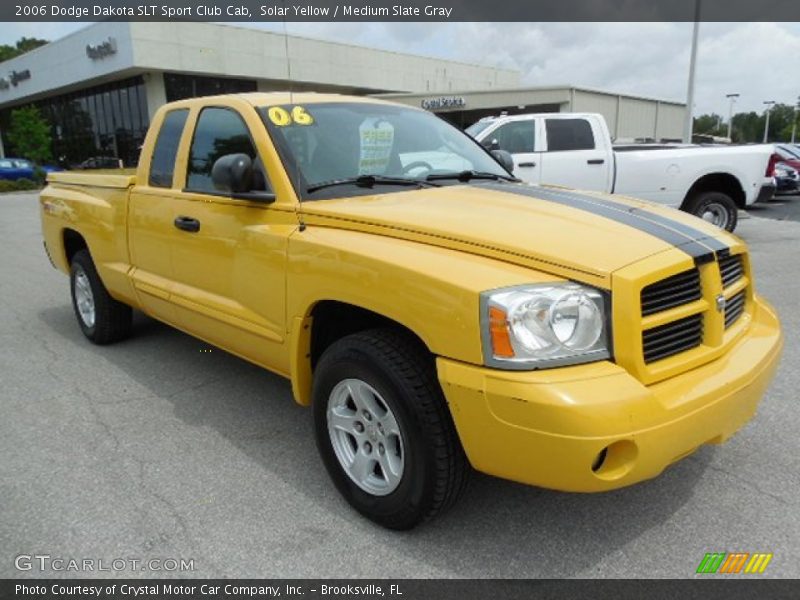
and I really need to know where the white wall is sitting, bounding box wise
[0,22,135,107]
[129,22,518,94]
[0,22,518,112]
[572,90,620,137]
[572,89,685,140]
[656,104,686,140]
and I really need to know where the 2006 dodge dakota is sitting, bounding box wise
[40,93,783,529]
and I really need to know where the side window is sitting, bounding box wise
[149,109,189,187]
[490,120,535,154]
[186,107,268,193]
[545,119,595,151]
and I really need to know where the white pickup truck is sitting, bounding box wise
[467,113,776,232]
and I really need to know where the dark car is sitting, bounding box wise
[774,162,799,194]
[75,156,123,170]
[0,158,35,180]
[0,158,63,180]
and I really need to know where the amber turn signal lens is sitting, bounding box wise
[488,306,514,358]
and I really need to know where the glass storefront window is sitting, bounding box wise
[0,75,150,169]
[1,71,257,169]
[164,73,257,103]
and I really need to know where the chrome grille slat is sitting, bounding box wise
[642,314,703,364]
[719,254,744,288]
[641,269,702,316]
[643,282,702,300]
[724,291,746,328]
[633,252,750,371]
[643,326,702,350]
[645,321,694,344]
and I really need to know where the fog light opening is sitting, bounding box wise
[591,448,608,472]
[591,440,638,481]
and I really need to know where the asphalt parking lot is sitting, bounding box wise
[1,191,798,579]
[746,192,800,222]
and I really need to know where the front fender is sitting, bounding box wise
[285,226,563,403]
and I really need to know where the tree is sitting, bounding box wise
[6,106,52,164]
[693,113,725,136]
[766,104,795,143]
[731,111,762,143]
[0,37,48,63]
[694,105,799,143]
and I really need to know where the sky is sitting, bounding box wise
[1,21,799,117]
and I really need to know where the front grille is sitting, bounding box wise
[724,290,746,328]
[719,254,744,288]
[640,269,702,316]
[622,251,753,380]
[642,313,704,364]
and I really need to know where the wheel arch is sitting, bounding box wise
[288,299,432,406]
[681,172,746,209]
[62,228,89,266]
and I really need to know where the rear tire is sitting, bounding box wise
[70,249,132,344]
[684,191,738,232]
[312,328,469,530]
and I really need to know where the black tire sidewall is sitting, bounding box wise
[690,192,738,232]
[70,252,98,340]
[313,342,435,528]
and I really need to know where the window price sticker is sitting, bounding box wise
[358,118,394,175]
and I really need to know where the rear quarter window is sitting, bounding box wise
[149,109,189,188]
[546,118,595,151]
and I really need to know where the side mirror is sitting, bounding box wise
[212,153,254,193]
[211,154,276,202]
[491,149,514,173]
[482,138,500,151]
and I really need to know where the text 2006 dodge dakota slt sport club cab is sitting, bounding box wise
[40,94,783,529]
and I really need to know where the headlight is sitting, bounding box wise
[481,283,611,369]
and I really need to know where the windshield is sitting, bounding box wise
[260,102,509,198]
[465,120,495,139]
[778,145,800,159]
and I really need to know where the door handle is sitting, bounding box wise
[518,162,537,167]
[174,216,200,233]
[587,159,605,165]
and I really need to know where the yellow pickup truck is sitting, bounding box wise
[40,93,782,529]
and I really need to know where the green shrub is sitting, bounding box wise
[14,178,38,190]
[32,166,47,184]
[0,178,41,193]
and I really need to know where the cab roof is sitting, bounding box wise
[162,92,417,110]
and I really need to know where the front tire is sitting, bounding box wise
[312,328,469,530]
[684,191,738,232]
[70,249,132,344]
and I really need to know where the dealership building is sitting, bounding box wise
[0,21,686,166]
[381,86,688,141]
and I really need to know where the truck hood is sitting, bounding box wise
[298,182,735,287]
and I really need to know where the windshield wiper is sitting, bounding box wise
[306,174,440,193]
[426,170,519,183]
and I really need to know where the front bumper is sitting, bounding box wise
[437,295,782,492]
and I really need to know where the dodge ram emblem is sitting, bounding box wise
[716,294,726,313]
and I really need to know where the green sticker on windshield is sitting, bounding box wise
[358,118,395,175]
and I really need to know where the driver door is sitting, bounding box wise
[167,105,295,372]
[484,119,541,184]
